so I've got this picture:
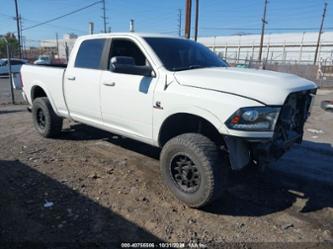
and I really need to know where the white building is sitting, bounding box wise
[198,32,333,64]
[40,33,78,60]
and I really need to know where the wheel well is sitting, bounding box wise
[31,86,47,101]
[158,113,223,147]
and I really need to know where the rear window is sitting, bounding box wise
[75,39,106,69]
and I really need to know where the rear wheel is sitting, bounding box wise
[32,97,62,138]
[160,133,227,208]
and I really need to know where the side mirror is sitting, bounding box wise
[110,56,153,77]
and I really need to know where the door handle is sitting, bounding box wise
[103,82,116,87]
[67,76,76,81]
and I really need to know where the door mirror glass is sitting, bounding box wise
[110,56,153,77]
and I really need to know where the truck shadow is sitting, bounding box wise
[61,123,161,159]
[0,159,162,247]
[61,123,333,217]
[204,167,333,216]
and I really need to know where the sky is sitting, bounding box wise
[0,0,332,47]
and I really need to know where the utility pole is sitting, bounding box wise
[14,0,22,58]
[178,9,182,37]
[56,33,59,58]
[258,0,268,63]
[1,37,15,104]
[185,0,192,39]
[299,32,305,63]
[88,22,94,34]
[19,17,24,57]
[194,0,199,41]
[102,0,107,33]
[129,19,135,32]
[65,42,69,62]
[314,2,328,65]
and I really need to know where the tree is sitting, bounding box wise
[0,33,20,58]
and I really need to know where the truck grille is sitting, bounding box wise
[273,89,315,147]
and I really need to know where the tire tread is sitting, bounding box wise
[160,133,226,208]
[32,97,62,138]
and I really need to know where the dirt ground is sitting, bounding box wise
[0,88,332,248]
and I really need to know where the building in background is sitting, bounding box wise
[199,32,333,65]
[40,33,78,61]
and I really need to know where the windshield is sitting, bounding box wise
[144,37,228,71]
[39,56,49,61]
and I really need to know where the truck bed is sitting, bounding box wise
[21,64,68,117]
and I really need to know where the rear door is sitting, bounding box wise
[64,38,107,123]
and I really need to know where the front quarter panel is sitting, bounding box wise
[152,77,268,145]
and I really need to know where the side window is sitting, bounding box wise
[75,39,106,69]
[109,39,147,67]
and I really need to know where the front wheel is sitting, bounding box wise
[160,133,227,208]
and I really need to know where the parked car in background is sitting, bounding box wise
[321,100,333,112]
[33,55,52,65]
[0,58,27,75]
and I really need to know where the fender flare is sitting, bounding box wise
[30,82,59,114]
[154,105,229,146]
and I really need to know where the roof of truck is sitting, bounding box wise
[78,32,182,40]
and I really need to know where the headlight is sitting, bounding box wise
[226,107,281,131]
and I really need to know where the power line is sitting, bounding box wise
[21,17,86,33]
[201,27,333,31]
[22,1,102,31]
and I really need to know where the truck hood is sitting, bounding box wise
[174,67,317,105]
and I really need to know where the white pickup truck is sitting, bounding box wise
[21,33,317,208]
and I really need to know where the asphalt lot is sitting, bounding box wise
[0,78,332,248]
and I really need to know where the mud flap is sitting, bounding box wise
[224,136,250,170]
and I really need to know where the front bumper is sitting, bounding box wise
[249,133,302,165]
[224,88,316,169]
[224,133,302,170]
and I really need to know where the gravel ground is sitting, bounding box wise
[0,88,332,248]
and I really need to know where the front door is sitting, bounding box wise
[100,38,157,141]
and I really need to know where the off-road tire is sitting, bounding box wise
[32,97,62,138]
[160,133,226,208]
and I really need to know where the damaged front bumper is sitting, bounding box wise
[224,88,316,170]
[224,132,303,170]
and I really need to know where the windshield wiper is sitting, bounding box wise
[171,65,204,71]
